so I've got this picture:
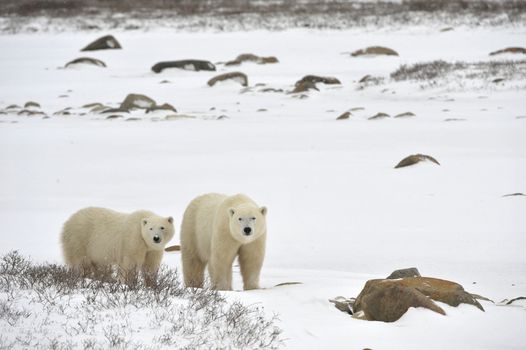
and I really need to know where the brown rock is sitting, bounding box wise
[146,103,177,113]
[291,81,319,93]
[120,94,156,110]
[207,72,248,87]
[24,101,40,109]
[393,112,416,118]
[151,60,216,73]
[489,47,526,56]
[65,57,106,68]
[368,112,390,120]
[395,154,440,168]
[225,53,279,66]
[81,35,122,51]
[353,279,446,322]
[295,75,341,87]
[387,268,421,279]
[351,46,399,57]
[337,111,351,120]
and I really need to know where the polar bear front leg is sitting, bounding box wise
[209,248,237,291]
[238,237,266,290]
[119,255,143,285]
[142,251,163,287]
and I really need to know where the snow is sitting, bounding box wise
[1,25,526,349]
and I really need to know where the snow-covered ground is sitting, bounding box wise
[1,26,525,349]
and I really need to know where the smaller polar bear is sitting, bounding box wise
[181,193,267,291]
[61,207,174,285]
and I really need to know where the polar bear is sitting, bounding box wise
[180,193,267,291]
[61,207,174,285]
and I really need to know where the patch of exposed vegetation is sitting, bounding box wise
[0,251,283,349]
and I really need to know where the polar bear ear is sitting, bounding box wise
[229,208,235,217]
[168,216,173,224]
[142,219,148,226]
[260,206,267,216]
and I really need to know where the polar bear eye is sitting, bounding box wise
[161,227,165,230]
[251,217,256,221]
[238,218,242,221]
[149,228,153,231]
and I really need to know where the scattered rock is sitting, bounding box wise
[5,104,20,110]
[291,81,319,93]
[351,46,399,57]
[207,72,248,87]
[329,296,355,314]
[393,112,416,118]
[146,103,177,113]
[225,53,279,66]
[106,115,123,120]
[120,94,156,110]
[24,101,40,109]
[65,57,106,68]
[395,154,440,168]
[440,27,454,32]
[387,268,421,279]
[101,108,129,114]
[257,108,267,112]
[295,75,341,87]
[151,60,216,73]
[260,88,284,93]
[499,296,526,305]
[82,102,104,109]
[352,280,445,322]
[17,109,45,116]
[368,112,390,120]
[492,78,505,83]
[275,282,303,287]
[336,111,351,120]
[159,80,171,84]
[489,47,526,56]
[58,95,69,98]
[350,107,365,112]
[53,109,71,116]
[217,115,229,120]
[125,117,141,122]
[81,35,122,51]
[444,118,466,122]
[502,193,525,197]
[90,105,111,113]
[352,277,484,322]
[164,114,196,121]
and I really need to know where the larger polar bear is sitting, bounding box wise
[180,193,267,290]
[61,207,174,285]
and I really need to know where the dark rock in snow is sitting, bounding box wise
[336,111,351,120]
[395,154,440,168]
[352,277,485,322]
[489,47,526,56]
[24,101,40,109]
[502,193,525,197]
[295,75,341,87]
[120,94,156,110]
[151,60,216,73]
[393,112,416,118]
[208,72,248,87]
[65,57,106,68]
[225,53,279,66]
[351,46,399,57]
[81,35,122,51]
[146,103,177,113]
[387,267,421,279]
[368,112,390,120]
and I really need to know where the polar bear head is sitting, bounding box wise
[228,204,267,243]
[141,216,175,251]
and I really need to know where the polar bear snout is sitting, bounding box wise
[243,227,252,235]
[153,235,161,243]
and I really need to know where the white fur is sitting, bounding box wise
[180,193,267,290]
[60,207,174,284]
